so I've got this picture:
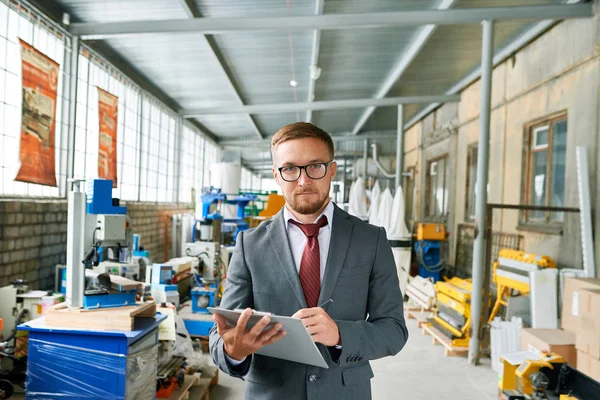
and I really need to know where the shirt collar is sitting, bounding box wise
[284,200,334,228]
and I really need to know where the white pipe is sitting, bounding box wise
[371,143,395,178]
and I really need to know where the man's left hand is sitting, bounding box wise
[292,307,340,347]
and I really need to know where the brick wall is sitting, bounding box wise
[126,203,192,264]
[0,200,191,290]
[0,200,68,290]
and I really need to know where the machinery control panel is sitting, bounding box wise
[96,215,127,242]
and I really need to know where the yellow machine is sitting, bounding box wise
[258,194,285,218]
[430,277,473,347]
[416,223,446,241]
[488,249,556,323]
[500,352,565,397]
[499,351,600,399]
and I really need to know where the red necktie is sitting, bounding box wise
[289,216,328,308]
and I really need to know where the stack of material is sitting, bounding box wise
[561,277,600,381]
[519,328,576,367]
[491,317,523,374]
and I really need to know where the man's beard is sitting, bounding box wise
[286,189,327,215]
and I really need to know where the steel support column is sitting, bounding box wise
[468,19,494,365]
[395,105,404,190]
[66,36,79,188]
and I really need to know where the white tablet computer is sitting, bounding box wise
[207,307,329,369]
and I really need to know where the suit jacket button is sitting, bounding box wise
[308,374,317,383]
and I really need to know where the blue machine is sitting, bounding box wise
[183,282,219,336]
[198,188,257,243]
[86,179,126,215]
[191,286,217,314]
[81,179,136,309]
[18,314,165,399]
[182,287,218,336]
[414,241,444,282]
[82,290,138,309]
[183,272,219,336]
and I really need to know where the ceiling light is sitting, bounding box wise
[289,80,298,87]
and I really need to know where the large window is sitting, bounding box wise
[0,1,219,203]
[425,154,449,218]
[241,167,261,192]
[524,114,567,222]
[465,144,478,222]
[179,123,205,203]
[139,98,178,202]
[74,49,141,201]
[0,1,69,197]
[403,166,416,221]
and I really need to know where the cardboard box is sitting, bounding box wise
[575,289,600,360]
[577,350,600,382]
[561,277,600,333]
[520,328,577,367]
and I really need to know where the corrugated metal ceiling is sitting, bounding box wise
[44,0,578,173]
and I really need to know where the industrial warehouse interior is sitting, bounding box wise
[1,0,600,399]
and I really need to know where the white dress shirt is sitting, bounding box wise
[284,200,334,284]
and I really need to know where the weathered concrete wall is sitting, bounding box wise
[403,15,600,275]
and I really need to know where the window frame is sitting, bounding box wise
[522,112,568,224]
[403,165,416,222]
[465,144,478,222]
[425,153,449,219]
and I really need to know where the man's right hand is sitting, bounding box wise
[213,308,287,361]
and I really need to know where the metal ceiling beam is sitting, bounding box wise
[176,0,263,139]
[243,151,364,165]
[220,130,398,147]
[69,5,592,38]
[351,0,456,135]
[306,0,325,123]
[177,0,199,18]
[403,18,563,130]
[182,94,460,117]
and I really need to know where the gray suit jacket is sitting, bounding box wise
[209,203,408,400]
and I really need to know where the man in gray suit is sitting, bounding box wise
[209,122,408,399]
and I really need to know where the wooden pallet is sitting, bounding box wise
[190,369,219,400]
[403,304,433,328]
[45,301,156,331]
[165,373,202,400]
[421,323,469,357]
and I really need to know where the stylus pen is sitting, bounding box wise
[318,299,333,310]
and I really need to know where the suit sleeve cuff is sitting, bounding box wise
[216,339,252,377]
[336,320,363,366]
[225,352,247,366]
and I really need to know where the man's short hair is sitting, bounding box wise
[271,122,334,159]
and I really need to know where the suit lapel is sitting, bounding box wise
[267,210,307,309]
[318,204,353,306]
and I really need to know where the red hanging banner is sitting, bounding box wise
[97,87,118,188]
[15,39,59,187]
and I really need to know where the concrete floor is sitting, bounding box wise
[210,316,499,400]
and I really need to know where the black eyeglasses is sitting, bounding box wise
[277,161,335,182]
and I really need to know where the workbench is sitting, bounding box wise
[18,314,165,399]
